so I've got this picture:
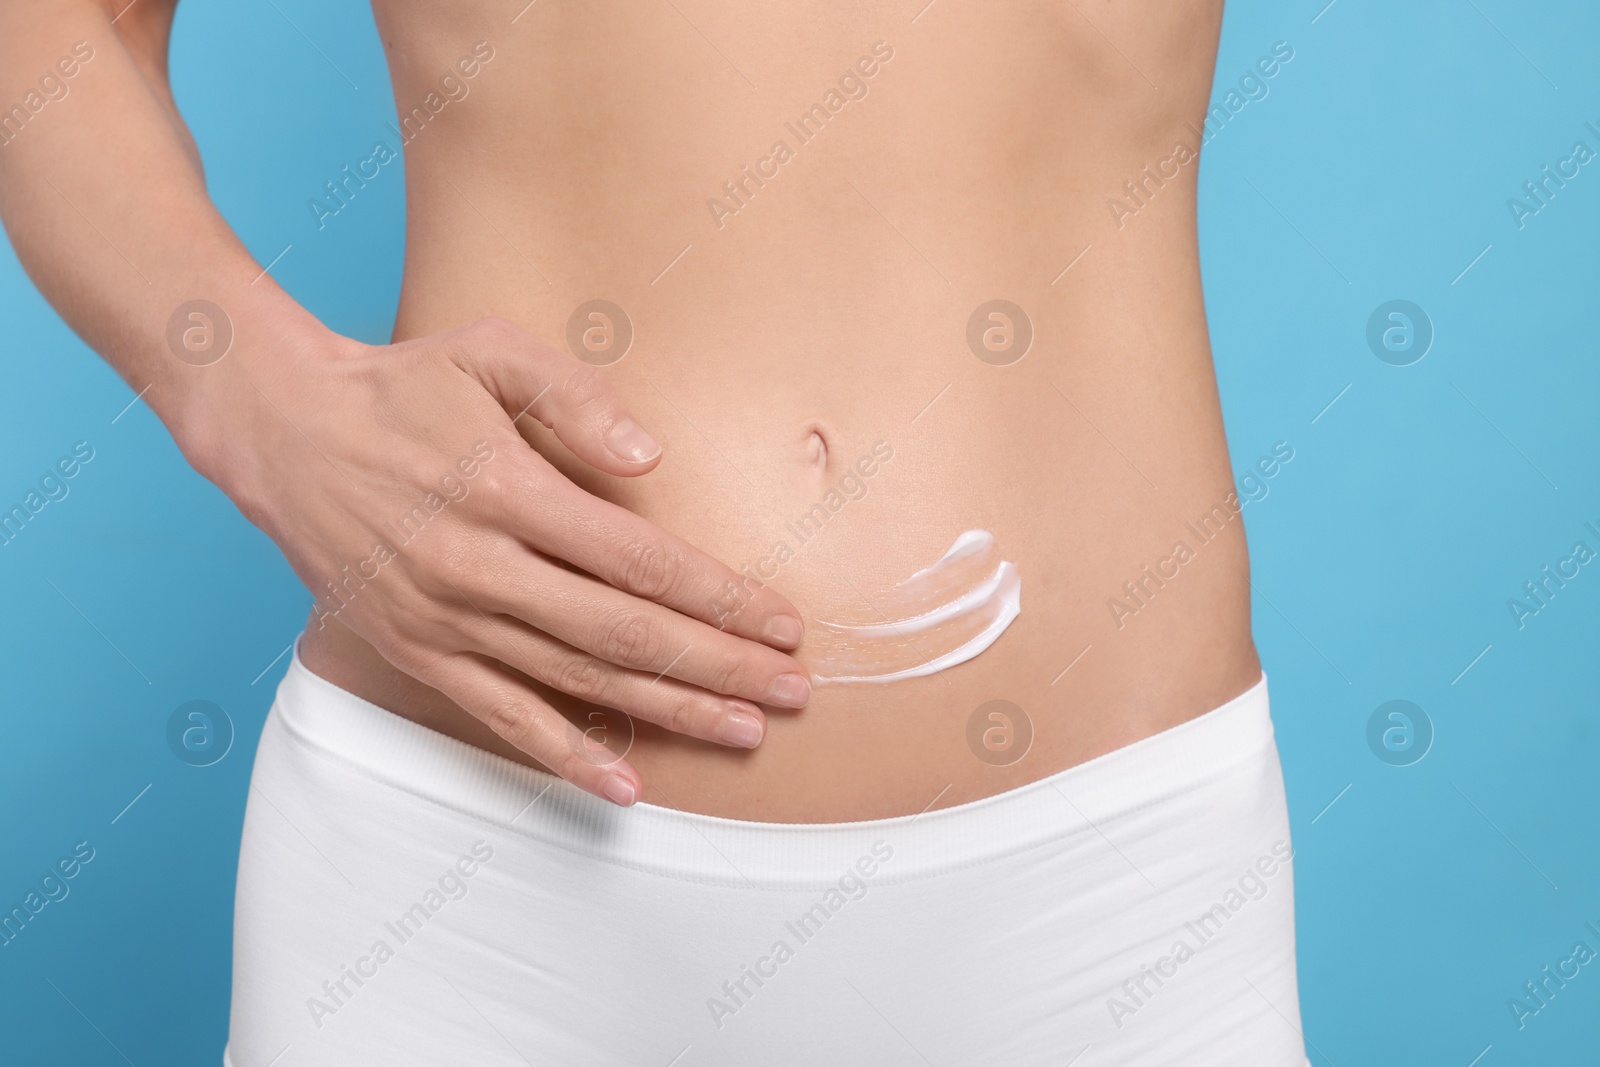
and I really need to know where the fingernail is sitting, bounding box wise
[762,614,803,648]
[604,418,661,463]
[718,709,765,748]
[766,673,811,708]
[600,774,638,806]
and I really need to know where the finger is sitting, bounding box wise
[479,557,813,709]
[450,316,663,477]
[521,475,805,649]
[464,615,767,748]
[450,320,805,649]
[421,649,644,806]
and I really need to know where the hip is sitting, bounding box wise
[227,652,1304,1066]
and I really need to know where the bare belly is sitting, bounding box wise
[299,0,1259,821]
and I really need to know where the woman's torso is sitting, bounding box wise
[300,0,1259,821]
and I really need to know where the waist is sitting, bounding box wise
[268,643,1278,874]
[300,372,1263,820]
[309,159,1259,820]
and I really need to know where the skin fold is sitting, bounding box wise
[0,0,1258,821]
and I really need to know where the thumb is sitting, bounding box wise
[453,316,662,477]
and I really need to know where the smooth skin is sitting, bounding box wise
[2,0,1261,822]
[0,0,816,806]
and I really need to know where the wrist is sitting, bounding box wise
[159,291,356,496]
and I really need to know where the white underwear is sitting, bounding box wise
[225,647,1308,1066]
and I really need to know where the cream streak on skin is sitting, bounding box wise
[807,531,1021,684]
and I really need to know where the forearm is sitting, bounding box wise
[0,0,335,481]
[0,1,815,804]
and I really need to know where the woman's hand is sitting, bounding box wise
[0,4,798,808]
[187,315,809,806]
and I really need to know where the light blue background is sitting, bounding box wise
[1,1,1596,1063]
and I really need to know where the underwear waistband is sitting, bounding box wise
[268,639,1276,888]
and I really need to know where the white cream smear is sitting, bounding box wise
[807,530,1021,684]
